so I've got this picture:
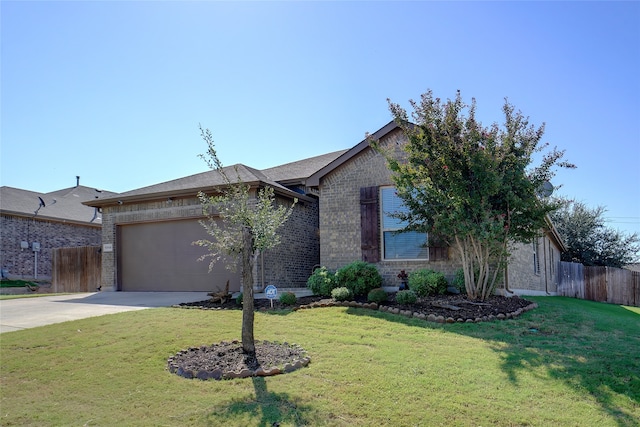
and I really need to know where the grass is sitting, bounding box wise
[0,279,41,288]
[1,297,638,426]
[0,293,70,300]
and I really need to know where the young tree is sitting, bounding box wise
[371,90,574,301]
[550,199,640,267]
[193,126,296,355]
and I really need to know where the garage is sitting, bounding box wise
[117,219,241,292]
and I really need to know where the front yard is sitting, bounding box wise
[1,297,638,426]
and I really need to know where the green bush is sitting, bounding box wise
[279,291,297,306]
[335,261,382,297]
[367,288,388,304]
[452,268,466,292]
[395,290,417,305]
[331,287,352,301]
[408,269,448,297]
[306,266,338,297]
[235,293,243,306]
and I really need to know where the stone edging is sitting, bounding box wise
[173,299,539,324]
[167,340,310,381]
[292,299,539,324]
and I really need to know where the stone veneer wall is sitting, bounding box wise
[100,193,318,291]
[318,129,461,287]
[0,214,101,280]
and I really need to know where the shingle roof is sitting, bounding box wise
[86,150,349,207]
[0,185,117,225]
[261,150,348,183]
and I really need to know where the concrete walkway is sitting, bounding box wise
[0,292,209,334]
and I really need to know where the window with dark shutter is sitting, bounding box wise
[360,186,380,263]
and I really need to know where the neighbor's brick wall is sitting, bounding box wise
[0,214,101,280]
[318,129,461,287]
[258,196,320,288]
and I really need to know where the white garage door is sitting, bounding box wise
[118,219,241,292]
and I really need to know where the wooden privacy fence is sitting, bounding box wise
[52,246,101,293]
[557,261,639,307]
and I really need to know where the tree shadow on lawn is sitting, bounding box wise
[205,376,318,426]
[344,298,640,427]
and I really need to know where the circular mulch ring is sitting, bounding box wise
[168,340,310,381]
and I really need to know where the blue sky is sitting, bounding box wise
[2,1,639,237]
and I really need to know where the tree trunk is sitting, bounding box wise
[241,227,256,355]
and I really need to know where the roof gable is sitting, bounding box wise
[305,120,399,187]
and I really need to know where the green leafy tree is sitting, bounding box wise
[193,126,296,356]
[550,199,639,267]
[372,90,574,301]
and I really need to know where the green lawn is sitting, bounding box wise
[1,297,638,426]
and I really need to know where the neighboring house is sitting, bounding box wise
[0,180,116,280]
[305,121,566,294]
[85,151,346,293]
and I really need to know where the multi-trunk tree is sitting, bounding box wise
[372,90,574,301]
[193,126,296,355]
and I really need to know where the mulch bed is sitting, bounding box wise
[169,292,536,380]
[176,293,536,323]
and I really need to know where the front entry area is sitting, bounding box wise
[117,219,240,292]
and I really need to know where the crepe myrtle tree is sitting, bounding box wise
[371,90,574,301]
[193,126,296,355]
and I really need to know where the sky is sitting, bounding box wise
[1,1,639,238]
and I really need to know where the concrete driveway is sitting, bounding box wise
[0,292,209,334]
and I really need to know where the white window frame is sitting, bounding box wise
[380,186,429,261]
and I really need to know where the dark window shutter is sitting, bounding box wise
[360,186,380,263]
[428,234,449,261]
[428,246,449,261]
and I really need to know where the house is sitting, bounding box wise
[89,121,564,295]
[85,151,346,293]
[0,179,116,280]
[304,121,565,294]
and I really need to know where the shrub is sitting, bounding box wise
[331,287,352,301]
[279,291,297,306]
[395,290,417,305]
[307,266,338,297]
[452,268,466,292]
[408,269,448,297]
[335,261,382,297]
[367,288,388,304]
[235,293,243,306]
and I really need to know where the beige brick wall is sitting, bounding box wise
[502,235,561,295]
[318,129,461,287]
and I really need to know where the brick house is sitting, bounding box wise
[86,151,346,293]
[88,121,565,295]
[0,182,116,280]
[304,121,566,294]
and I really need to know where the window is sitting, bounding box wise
[380,187,428,260]
[533,238,541,275]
